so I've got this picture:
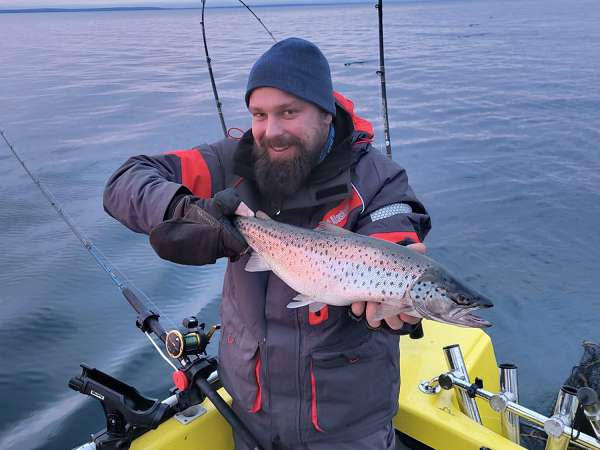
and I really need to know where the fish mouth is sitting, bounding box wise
[451,307,492,328]
[413,301,492,328]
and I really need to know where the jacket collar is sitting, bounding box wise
[232,103,362,215]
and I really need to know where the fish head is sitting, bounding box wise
[409,267,493,328]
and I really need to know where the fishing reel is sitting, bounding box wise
[163,317,224,413]
[165,316,220,359]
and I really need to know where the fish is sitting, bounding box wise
[234,213,493,328]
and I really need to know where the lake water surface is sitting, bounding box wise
[0,1,599,448]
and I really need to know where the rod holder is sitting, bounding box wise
[578,387,600,441]
[545,385,579,450]
[439,371,600,450]
[498,363,520,444]
[443,344,482,424]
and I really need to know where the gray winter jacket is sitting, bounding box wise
[103,93,431,447]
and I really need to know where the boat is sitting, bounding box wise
[3,1,597,444]
[3,129,597,450]
[70,309,600,450]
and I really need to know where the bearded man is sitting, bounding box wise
[103,37,431,450]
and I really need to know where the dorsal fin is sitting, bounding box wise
[314,221,351,235]
[256,210,271,220]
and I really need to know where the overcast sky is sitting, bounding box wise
[0,0,370,9]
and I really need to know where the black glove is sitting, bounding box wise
[149,188,249,266]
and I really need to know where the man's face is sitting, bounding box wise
[249,87,332,202]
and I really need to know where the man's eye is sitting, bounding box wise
[253,112,266,119]
[283,110,297,117]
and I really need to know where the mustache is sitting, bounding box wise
[257,134,302,150]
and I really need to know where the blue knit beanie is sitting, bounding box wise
[245,37,336,117]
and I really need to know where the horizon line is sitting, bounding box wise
[0,1,383,14]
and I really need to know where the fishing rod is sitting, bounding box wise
[237,0,277,43]
[0,129,262,450]
[200,0,277,138]
[201,0,394,160]
[1,129,177,348]
[201,0,227,137]
[0,130,132,295]
[375,0,393,159]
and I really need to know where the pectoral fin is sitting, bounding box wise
[245,252,271,272]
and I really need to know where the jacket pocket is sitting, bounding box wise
[309,337,396,433]
[219,324,262,413]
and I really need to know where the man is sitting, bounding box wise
[104,38,431,450]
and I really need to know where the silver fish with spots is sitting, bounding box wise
[234,213,493,328]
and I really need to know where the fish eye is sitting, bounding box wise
[453,293,470,305]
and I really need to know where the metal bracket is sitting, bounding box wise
[419,377,441,395]
[174,404,207,425]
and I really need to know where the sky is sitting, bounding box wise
[0,0,371,9]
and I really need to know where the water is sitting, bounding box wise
[0,1,599,448]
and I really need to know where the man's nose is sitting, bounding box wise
[265,116,284,138]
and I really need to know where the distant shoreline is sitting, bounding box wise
[1,3,371,14]
[0,7,168,14]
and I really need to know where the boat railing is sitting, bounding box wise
[425,344,600,450]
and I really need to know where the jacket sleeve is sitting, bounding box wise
[352,150,431,244]
[103,143,229,234]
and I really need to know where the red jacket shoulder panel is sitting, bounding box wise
[165,148,212,199]
[333,91,374,138]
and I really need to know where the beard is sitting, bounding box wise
[252,132,324,204]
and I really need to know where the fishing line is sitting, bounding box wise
[145,332,178,371]
[200,0,277,138]
[0,129,179,333]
